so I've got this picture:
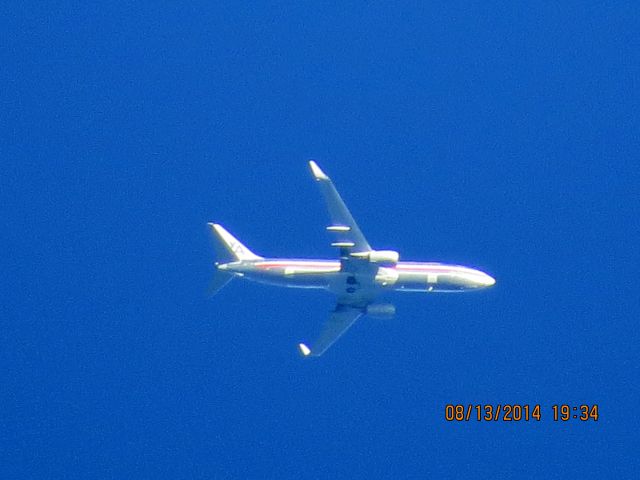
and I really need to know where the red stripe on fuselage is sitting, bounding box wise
[254,260,477,274]
[255,261,338,269]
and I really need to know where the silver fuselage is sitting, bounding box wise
[218,258,495,296]
[209,159,497,356]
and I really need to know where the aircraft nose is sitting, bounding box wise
[480,273,496,287]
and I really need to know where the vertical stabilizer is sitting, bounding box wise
[207,223,263,263]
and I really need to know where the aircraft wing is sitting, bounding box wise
[309,161,371,254]
[298,304,363,357]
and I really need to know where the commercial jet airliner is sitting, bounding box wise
[208,161,495,357]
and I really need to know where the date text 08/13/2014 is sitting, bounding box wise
[444,404,599,422]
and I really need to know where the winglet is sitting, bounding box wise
[309,160,329,180]
[298,343,312,357]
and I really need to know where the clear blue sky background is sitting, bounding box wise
[2,2,639,478]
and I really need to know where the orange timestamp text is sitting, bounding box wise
[444,404,599,422]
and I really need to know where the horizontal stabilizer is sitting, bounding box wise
[207,269,234,297]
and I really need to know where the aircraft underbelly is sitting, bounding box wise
[246,270,337,289]
[394,271,471,292]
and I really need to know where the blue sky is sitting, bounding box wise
[2,2,639,478]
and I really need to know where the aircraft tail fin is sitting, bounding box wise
[207,223,263,263]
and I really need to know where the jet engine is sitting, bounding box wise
[352,249,399,266]
[375,267,399,287]
[369,250,399,265]
[365,303,396,319]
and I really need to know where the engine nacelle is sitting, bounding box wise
[367,250,400,266]
[365,303,396,319]
[375,267,399,287]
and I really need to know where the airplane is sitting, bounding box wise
[208,161,495,357]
